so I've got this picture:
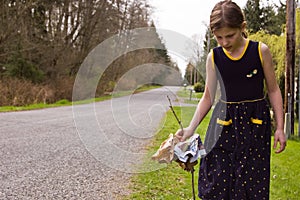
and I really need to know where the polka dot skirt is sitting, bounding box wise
[198,99,271,200]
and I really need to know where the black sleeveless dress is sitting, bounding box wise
[198,40,271,200]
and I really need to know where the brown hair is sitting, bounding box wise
[210,0,247,37]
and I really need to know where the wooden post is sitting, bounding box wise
[298,55,300,137]
[285,0,296,135]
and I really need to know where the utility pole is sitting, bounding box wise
[285,0,296,135]
[298,57,300,137]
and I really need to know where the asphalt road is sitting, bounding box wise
[0,86,183,200]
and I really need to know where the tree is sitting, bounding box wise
[183,25,219,86]
[243,0,286,36]
[0,0,177,105]
[296,8,300,130]
[244,0,262,33]
[184,62,195,84]
[262,3,285,35]
[249,31,285,93]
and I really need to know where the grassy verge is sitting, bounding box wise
[0,96,112,112]
[270,139,300,199]
[0,85,160,112]
[126,106,300,200]
[176,88,203,104]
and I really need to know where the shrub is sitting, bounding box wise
[193,82,204,92]
[4,53,44,83]
[0,77,53,106]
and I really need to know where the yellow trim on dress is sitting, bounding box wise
[217,118,233,126]
[251,118,263,125]
[217,118,262,125]
[211,49,215,71]
[258,42,264,66]
[222,39,250,61]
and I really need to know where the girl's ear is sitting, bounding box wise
[241,21,247,31]
[241,21,248,38]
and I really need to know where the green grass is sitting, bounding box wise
[270,139,300,199]
[0,85,161,112]
[125,106,300,200]
[0,96,111,112]
[176,88,203,104]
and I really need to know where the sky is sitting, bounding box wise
[149,0,282,73]
[150,0,248,38]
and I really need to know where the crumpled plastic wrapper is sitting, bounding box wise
[152,133,206,172]
[151,133,179,164]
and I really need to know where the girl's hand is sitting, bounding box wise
[175,127,194,142]
[273,129,286,153]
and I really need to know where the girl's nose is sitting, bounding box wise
[223,39,229,46]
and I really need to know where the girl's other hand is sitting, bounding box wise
[273,129,286,153]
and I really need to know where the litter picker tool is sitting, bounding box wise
[152,96,206,200]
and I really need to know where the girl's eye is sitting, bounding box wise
[226,34,234,38]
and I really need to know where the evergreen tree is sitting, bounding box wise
[262,2,286,35]
[244,0,262,33]
[243,0,286,36]
[275,1,287,33]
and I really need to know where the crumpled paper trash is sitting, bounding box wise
[151,133,179,164]
[152,133,206,171]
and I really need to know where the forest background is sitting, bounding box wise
[0,0,299,107]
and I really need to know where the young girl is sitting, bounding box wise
[175,0,286,199]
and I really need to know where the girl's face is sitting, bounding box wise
[213,26,245,53]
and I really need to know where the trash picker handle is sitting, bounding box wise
[167,96,196,200]
[167,95,183,131]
